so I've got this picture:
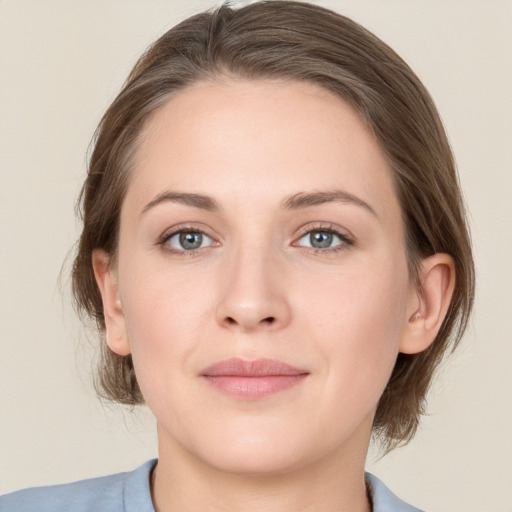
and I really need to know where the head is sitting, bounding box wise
[72,0,474,455]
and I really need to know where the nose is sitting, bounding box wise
[215,246,291,332]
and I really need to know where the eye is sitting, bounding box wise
[165,230,214,252]
[295,229,349,250]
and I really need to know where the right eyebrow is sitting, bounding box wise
[140,191,221,216]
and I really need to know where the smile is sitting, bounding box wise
[200,358,309,399]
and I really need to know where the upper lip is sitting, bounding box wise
[201,358,309,377]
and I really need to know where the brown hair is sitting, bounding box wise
[72,0,474,450]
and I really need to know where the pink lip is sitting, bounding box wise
[200,358,309,399]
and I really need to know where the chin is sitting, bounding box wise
[176,421,306,476]
[189,421,346,478]
[203,443,306,477]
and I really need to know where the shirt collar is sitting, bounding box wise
[365,473,424,512]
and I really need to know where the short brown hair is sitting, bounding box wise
[72,0,474,450]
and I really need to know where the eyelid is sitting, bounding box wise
[155,222,354,256]
[292,223,355,251]
[158,222,218,241]
[157,224,221,254]
[294,223,354,241]
[167,231,214,250]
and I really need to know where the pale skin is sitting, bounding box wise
[93,79,455,512]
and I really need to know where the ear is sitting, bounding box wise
[92,249,131,356]
[400,253,456,355]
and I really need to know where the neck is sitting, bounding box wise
[151,428,372,512]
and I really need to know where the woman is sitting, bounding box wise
[0,1,474,511]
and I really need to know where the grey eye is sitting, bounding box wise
[310,231,333,248]
[297,230,343,249]
[167,231,213,251]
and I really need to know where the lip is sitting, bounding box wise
[200,358,309,399]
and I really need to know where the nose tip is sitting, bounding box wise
[215,255,291,332]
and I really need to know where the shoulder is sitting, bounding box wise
[0,473,126,512]
[365,473,425,512]
[0,459,157,512]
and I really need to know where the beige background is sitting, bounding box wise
[1,1,511,510]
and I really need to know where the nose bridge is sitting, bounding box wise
[216,239,290,331]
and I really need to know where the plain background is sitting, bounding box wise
[1,1,511,510]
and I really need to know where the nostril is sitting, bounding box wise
[223,316,275,327]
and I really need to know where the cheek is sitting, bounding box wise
[304,257,408,336]
[117,262,227,447]
[121,265,213,350]
[299,258,409,405]
[118,280,205,443]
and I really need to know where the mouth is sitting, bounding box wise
[200,358,309,399]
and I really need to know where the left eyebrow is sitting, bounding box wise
[282,190,377,217]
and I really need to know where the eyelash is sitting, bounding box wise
[157,223,354,256]
[158,226,217,257]
[293,223,354,255]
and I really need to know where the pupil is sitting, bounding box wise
[311,231,332,248]
[180,232,202,250]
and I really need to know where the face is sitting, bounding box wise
[100,79,419,475]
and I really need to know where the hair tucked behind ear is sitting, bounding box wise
[72,0,474,449]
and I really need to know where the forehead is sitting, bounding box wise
[127,78,400,223]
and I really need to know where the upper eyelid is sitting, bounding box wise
[294,223,354,241]
[156,222,354,246]
[166,231,215,249]
[159,228,218,255]
[159,223,219,242]
[295,231,351,247]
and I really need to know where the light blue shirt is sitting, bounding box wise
[0,459,424,511]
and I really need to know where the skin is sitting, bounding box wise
[93,79,455,512]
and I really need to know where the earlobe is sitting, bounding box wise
[400,253,456,355]
[92,249,131,356]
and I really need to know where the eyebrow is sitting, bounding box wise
[282,190,377,216]
[141,191,221,215]
[141,189,376,217]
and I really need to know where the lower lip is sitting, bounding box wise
[203,375,308,399]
